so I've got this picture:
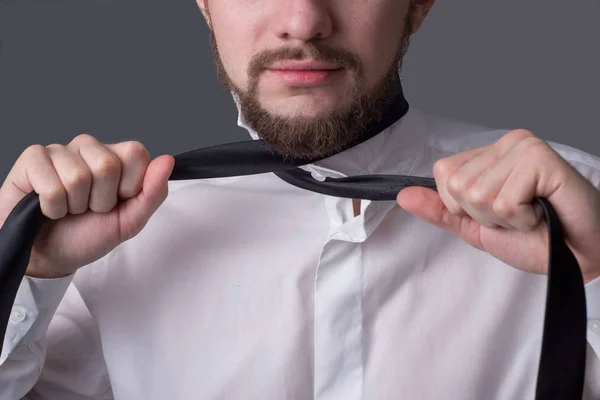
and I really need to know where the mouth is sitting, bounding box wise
[265,60,344,87]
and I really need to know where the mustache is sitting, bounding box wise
[247,43,362,79]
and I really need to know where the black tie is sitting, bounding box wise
[0,89,587,400]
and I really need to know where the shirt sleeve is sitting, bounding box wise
[586,275,600,354]
[0,267,112,400]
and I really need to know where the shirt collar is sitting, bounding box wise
[233,93,426,181]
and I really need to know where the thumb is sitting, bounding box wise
[117,154,175,239]
[396,186,466,237]
[135,154,175,209]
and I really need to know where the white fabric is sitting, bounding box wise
[1,107,600,400]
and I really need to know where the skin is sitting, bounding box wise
[0,0,436,280]
[196,0,434,119]
[196,0,600,284]
[198,0,434,159]
[398,130,600,284]
[4,0,596,285]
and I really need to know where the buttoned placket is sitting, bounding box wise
[313,191,397,400]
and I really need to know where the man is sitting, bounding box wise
[0,0,599,399]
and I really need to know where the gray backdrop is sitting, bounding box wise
[0,0,598,181]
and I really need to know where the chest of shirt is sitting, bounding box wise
[80,180,548,399]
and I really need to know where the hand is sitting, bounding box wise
[0,134,175,279]
[396,129,600,284]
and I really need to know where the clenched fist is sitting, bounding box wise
[0,134,175,279]
[397,129,600,284]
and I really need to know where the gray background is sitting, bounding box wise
[0,0,598,181]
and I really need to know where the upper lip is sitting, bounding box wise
[268,60,341,70]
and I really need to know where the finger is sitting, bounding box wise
[116,154,174,241]
[433,145,490,218]
[471,136,548,231]
[14,145,68,219]
[493,129,538,155]
[72,138,122,213]
[444,133,535,230]
[104,141,151,200]
[396,186,484,251]
[46,144,92,215]
[493,154,545,233]
[448,146,509,229]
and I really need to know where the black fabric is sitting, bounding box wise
[0,88,587,399]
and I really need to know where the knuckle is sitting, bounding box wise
[121,141,150,162]
[91,154,121,178]
[44,186,66,203]
[447,175,467,195]
[433,158,450,177]
[40,188,67,219]
[465,188,489,207]
[492,198,514,218]
[24,144,47,159]
[522,140,551,162]
[524,137,549,151]
[63,168,92,191]
[496,129,537,150]
[438,192,462,216]
[71,133,97,144]
[506,129,535,141]
[523,135,545,146]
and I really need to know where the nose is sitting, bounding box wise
[273,0,334,42]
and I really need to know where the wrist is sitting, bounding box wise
[25,263,73,280]
[584,272,600,285]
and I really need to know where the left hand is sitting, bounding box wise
[396,129,600,284]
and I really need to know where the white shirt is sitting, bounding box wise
[1,106,599,400]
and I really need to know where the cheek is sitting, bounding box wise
[345,3,409,87]
[213,30,253,89]
[209,4,263,91]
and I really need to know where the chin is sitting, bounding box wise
[262,92,350,119]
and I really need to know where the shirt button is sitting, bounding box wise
[10,306,27,323]
[590,319,600,333]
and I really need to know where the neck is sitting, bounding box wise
[352,198,361,217]
[329,83,409,160]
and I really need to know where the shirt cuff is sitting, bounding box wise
[1,273,74,363]
[585,275,600,356]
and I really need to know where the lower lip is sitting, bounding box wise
[269,69,342,87]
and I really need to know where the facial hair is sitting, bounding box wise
[207,8,414,159]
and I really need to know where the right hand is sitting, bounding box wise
[0,134,175,279]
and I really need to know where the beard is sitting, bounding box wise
[208,11,414,159]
